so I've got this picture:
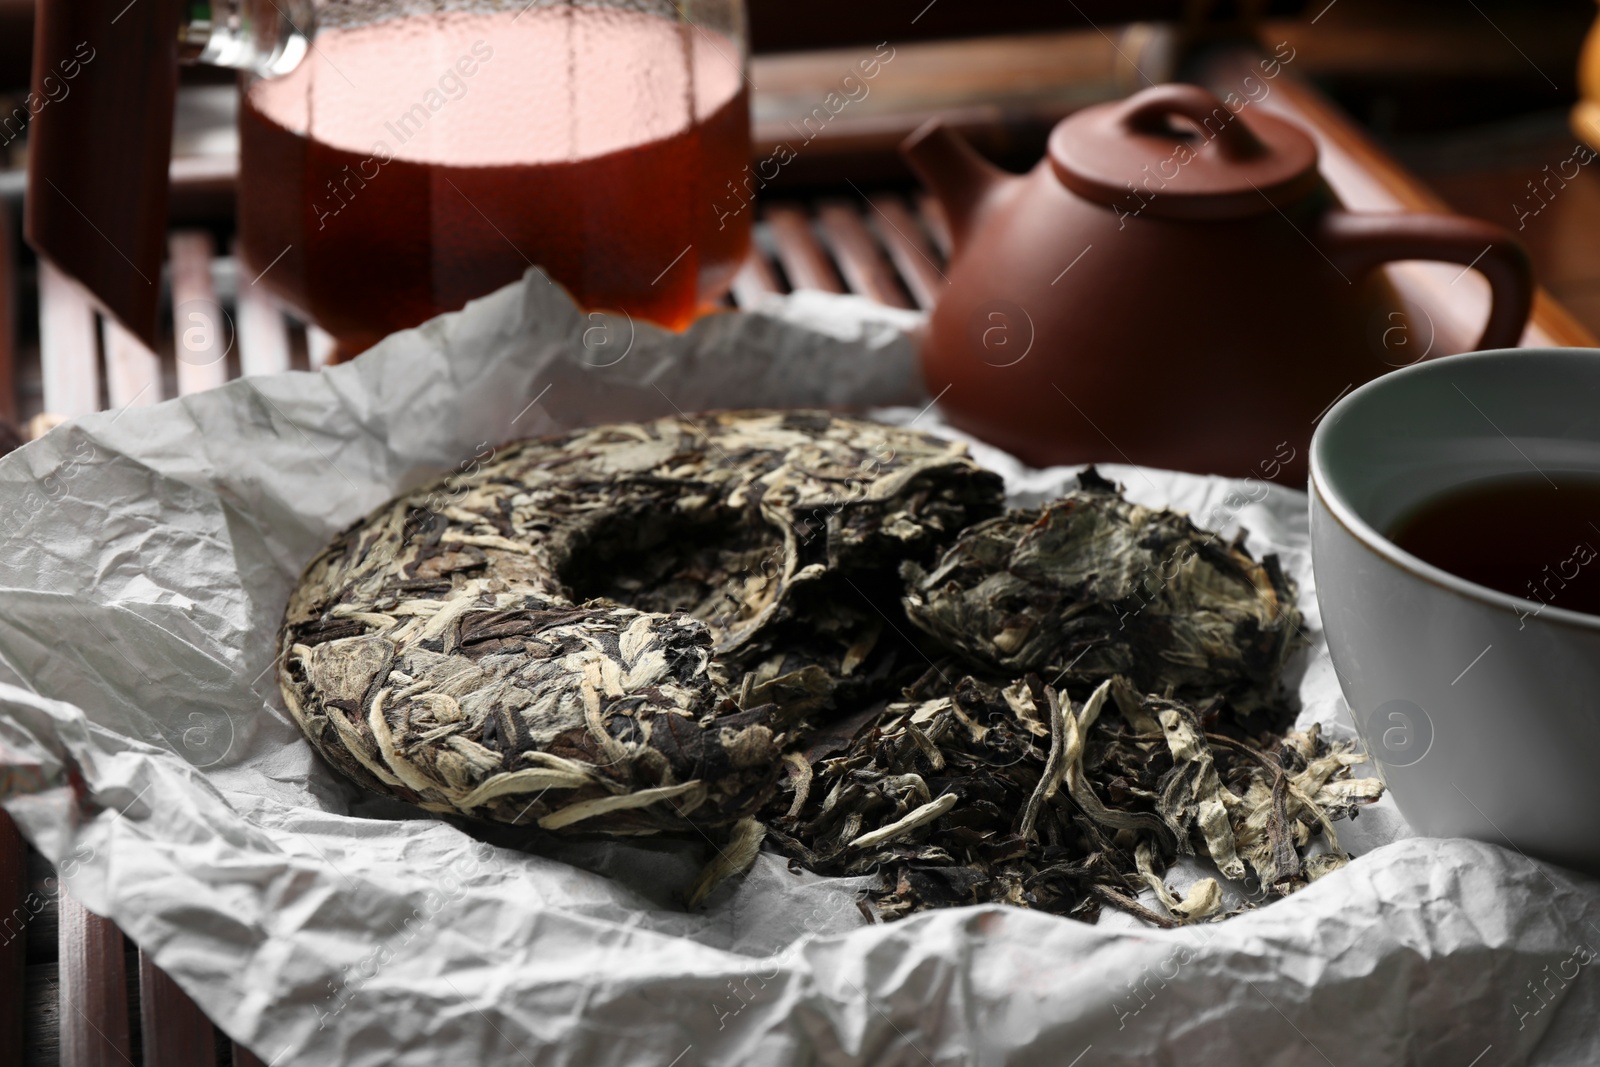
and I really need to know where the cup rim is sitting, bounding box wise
[1309,345,1600,635]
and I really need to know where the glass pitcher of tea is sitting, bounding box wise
[26,0,751,358]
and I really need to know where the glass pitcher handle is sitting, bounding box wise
[180,0,315,77]
[25,0,313,350]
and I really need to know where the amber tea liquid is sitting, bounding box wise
[1388,473,1600,616]
[238,7,750,356]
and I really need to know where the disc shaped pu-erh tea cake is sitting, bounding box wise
[278,411,1004,836]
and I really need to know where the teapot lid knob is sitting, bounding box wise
[1048,83,1321,221]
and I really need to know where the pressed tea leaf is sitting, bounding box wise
[280,411,1003,835]
[900,469,1303,710]
[279,414,1378,923]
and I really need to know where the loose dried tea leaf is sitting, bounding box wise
[1212,723,1385,892]
[762,675,1380,924]
[279,411,1003,835]
[1151,697,1245,879]
[1135,840,1221,921]
[764,675,1126,921]
[900,468,1303,711]
[687,817,766,907]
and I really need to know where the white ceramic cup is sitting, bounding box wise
[1311,347,1600,875]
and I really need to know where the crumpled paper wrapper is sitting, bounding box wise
[2,271,1598,1066]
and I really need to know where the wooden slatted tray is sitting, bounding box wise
[5,193,958,431]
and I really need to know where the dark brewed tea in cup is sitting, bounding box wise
[1388,473,1600,618]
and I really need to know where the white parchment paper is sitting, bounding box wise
[2,271,1598,1066]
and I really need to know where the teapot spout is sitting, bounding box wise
[901,120,1009,257]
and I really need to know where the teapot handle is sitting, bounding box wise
[1316,210,1534,351]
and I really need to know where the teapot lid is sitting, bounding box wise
[1048,84,1320,221]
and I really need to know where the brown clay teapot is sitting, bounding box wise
[903,83,1534,483]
